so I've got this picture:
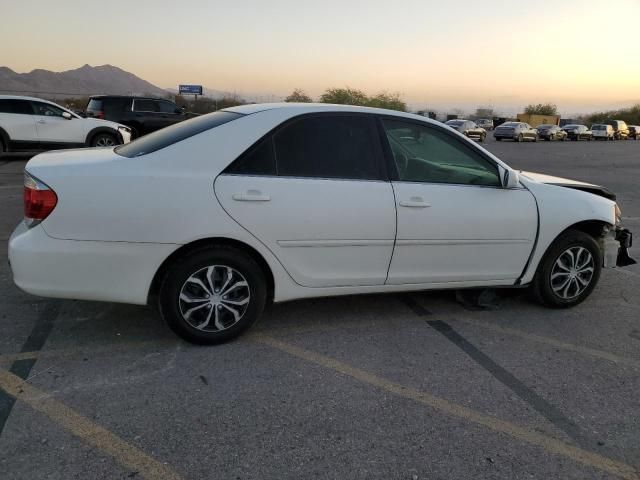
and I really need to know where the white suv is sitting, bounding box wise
[0,95,131,155]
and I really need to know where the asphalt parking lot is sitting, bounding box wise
[1,137,639,480]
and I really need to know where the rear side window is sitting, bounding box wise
[115,111,243,158]
[0,99,35,114]
[274,115,381,180]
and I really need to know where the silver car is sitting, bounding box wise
[493,122,538,142]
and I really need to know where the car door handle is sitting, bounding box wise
[399,198,431,208]
[232,191,271,202]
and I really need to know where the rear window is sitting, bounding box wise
[86,98,103,111]
[115,111,243,158]
[0,99,35,114]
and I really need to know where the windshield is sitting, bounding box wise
[537,124,553,129]
[115,111,243,158]
[500,122,519,127]
[445,120,464,126]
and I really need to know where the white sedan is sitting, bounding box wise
[8,104,635,344]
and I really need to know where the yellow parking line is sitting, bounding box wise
[255,334,640,480]
[0,369,182,480]
[451,317,640,370]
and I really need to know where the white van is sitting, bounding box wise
[591,124,614,140]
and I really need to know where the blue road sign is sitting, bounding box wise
[179,84,203,95]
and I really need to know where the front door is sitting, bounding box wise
[31,101,84,146]
[380,117,538,285]
[215,113,396,288]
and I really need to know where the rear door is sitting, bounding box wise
[215,113,396,287]
[0,99,38,146]
[31,101,84,146]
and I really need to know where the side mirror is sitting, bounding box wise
[499,166,520,188]
[62,111,73,120]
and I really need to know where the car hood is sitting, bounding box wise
[520,171,616,201]
[82,117,126,130]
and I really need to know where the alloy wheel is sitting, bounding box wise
[178,265,250,332]
[550,247,595,299]
[95,136,116,147]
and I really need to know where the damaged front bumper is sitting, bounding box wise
[602,227,636,267]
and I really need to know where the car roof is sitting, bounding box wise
[223,102,439,124]
[0,94,58,103]
[89,95,170,100]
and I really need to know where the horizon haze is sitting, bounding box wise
[2,0,640,115]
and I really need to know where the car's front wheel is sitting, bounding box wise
[90,132,118,147]
[531,230,602,308]
[158,246,267,344]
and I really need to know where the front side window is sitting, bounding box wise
[382,119,500,187]
[273,115,381,180]
[158,101,179,114]
[133,99,159,112]
[31,101,65,117]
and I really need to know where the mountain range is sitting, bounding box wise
[0,64,202,98]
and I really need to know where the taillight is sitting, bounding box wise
[24,172,57,227]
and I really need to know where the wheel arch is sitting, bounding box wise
[0,127,10,150]
[147,237,275,306]
[85,126,120,146]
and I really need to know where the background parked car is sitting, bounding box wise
[493,122,538,142]
[0,95,131,155]
[475,118,494,130]
[605,120,629,140]
[561,124,592,141]
[444,119,486,142]
[591,124,614,141]
[85,95,196,138]
[627,125,640,140]
[536,124,567,141]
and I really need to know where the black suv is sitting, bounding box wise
[85,96,194,138]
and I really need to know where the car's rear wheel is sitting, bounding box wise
[531,230,602,308]
[0,138,5,155]
[90,132,118,147]
[496,137,502,141]
[158,246,267,344]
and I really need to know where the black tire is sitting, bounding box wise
[531,230,602,308]
[90,132,118,147]
[0,137,5,154]
[158,246,267,344]
[495,137,502,141]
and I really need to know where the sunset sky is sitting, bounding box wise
[3,0,640,113]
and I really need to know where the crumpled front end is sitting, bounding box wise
[600,226,635,268]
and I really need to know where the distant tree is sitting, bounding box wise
[474,106,494,119]
[367,91,407,112]
[285,89,313,103]
[319,87,369,106]
[524,103,558,116]
[583,104,640,126]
